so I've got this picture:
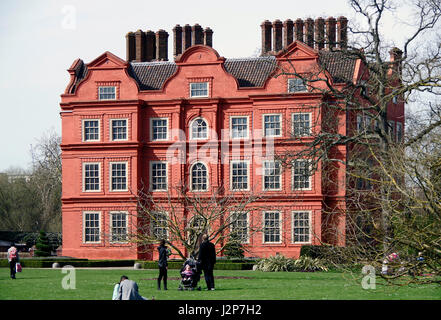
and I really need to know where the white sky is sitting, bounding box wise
[0,0,417,172]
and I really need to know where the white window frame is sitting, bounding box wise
[83,211,101,244]
[230,160,250,191]
[262,160,282,191]
[230,116,249,140]
[150,117,169,141]
[190,161,209,192]
[150,161,168,192]
[189,82,209,98]
[356,114,364,133]
[396,122,403,142]
[288,78,307,93]
[151,211,169,240]
[262,211,282,244]
[263,113,282,138]
[230,211,250,244]
[109,211,128,243]
[292,112,312,137]
[292,211,312,244]
[98,86,116,101]
[292,159,312,191]
[82,119,101,142]
[110,118,128,141]
[109,161,128,192]
[190,117,209,140]
[82,162,101,192]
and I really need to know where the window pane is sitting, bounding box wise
[191,163,208,191]
[84,163,100,191]
[111,212,127,242]
[264,211,280,243]
[231,117,248,138]
[288,79,306,93]
[152,212,168,240]
[293,212,310,243]
[231,212,248,243]
[264,115,281,137]
[98,86,116,100]
[112,119,127,140]
[191,118,208,139]
[293,113,310,136]
[231,161,248,190]
[264,161,281,190]
[190,82,208,97]
[152,118,168,140]
[111,163,127,191]
[84,213,100,243]
[151,162,167,191]
[84,120,99,141]
[293,160,310,190]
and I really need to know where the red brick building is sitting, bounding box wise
[60,17,404,260]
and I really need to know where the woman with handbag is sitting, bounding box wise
[7,243,20,279]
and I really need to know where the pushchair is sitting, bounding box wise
[178,257,201,291]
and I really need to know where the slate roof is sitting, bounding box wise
[70,59,88,94]
[72,51,357,92]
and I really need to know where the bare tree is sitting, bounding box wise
[272,0,441,283]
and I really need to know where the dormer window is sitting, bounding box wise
[98,86,116,100]
[288,78,307,93]
[190,82,209,98]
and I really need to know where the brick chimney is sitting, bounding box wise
[173,24,183,57]
[337,16,348,49]
[314,17,325,50]
[156,29,168,61]
[204,27,213,47]
[283,19,294,48]
[294,18,304,43]
[325,17,336,50]
[126,32,136,62]
[261,20,272,55]
[389,47,403,77]
[145,30,156,61]
[304,18,314,48]
[134,29,145,62]
[183,24,192,50]
[192,24,203,45]
[272,19,283,52]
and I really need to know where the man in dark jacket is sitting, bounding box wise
[198,234,216,290]
[157,239,170,290]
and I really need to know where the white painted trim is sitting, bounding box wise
[189,161,209,192]
[262,113,283,138]
[189,117,209,140]
[262,210,283,244]
[150,117,169,141]
[82,211,102,244]
[291,210,312,244]
[82,162,101,193]
[82,119,101,142]
[109,211,129,243]
[110,118,129,141]
[109,161,129,192]
[262,160,283,191]
[230,159,250,191]
[189,82,209,98]
[291,112,312,137]
[291,159,313,191]
[149,161,168,192]
[230,115,250,140]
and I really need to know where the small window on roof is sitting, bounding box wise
[98,86,116,100]
[190,82,209,98]
[288,78,307,93]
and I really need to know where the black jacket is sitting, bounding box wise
[158,245,168,268]
[198,240,216,268]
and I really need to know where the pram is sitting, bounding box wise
[178,257,201,291]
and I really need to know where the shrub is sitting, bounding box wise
[254,255,295,272]
[292,256,329,272]
[35,231,52,257]
[223,235,245,259]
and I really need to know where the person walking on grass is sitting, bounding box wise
[157,239,170,290]
[198,234,216,291]
[7,243,20,279]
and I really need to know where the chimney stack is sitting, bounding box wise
[192,24,203,45]
[156,29,168,61]
[204,27,213,47]
[389,47,403,77]
[272,19,283,52]
[261,20,272,55]
[173,25,183,57]
[283,19,294,48]
[126,32,136,62]
[337,16,348,49]
[183,24,192,50]
[325,17,337,50]
[314,17,325,50]
[305,18,314,48]
[294,18,304,43]
[145,30,156,61]
[134,29,146,62]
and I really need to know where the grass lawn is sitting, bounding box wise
[0,268,440,300]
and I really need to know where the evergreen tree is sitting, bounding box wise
[35,230,52,257]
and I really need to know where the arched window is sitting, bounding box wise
[190,118,208,140]
[191,162,208,191]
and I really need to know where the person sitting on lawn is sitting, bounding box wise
[115,275,148,300]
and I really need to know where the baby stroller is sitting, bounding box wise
[178,257,201,291]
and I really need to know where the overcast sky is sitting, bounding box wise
[0,0,416,172]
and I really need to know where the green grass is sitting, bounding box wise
[0,268,440,300]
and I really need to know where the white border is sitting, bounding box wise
[83,211,102,244]
[230,115,250,140]
[109,161,128,192]
[262,113,283,138]
[110,118,129,141]
[291,210,312,244]
[109,211,129,243]
[150,117,169,141]
[292,159,312,191]
[98,86,116,101]
[189,161,209,192]
[150,161,168,192]
[189,117,209,140]
[262,210,282,244]
[82,162,101,192]
[230,160,250,191]
[262,160,282,191]
[82,119,101,142]
[189,82,209,98]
